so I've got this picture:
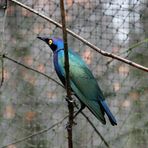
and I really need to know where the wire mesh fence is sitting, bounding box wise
[0,0,148,148]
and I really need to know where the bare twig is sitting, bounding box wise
[3,54,64,88]
[1,0,8,53]
[60,0,74,148]
[0,55,4,88]
[9,0,148,72]
[78,107,110,147]
[81,112,110,148]
[0,115,68,148]
[0,0,8,88]
[123,38,148,54]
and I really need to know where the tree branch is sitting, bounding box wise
[0,115,68,148]
[0,0,8,88]
[60,0,74,148]
[3,54,64,88]
[0,55,4,88]
[9,0,148,72]
[79,109,110,147]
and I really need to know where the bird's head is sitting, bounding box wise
[37,36,64,52]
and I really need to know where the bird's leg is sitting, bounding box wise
[65,103,85,129]
[73,102,85,119]
[65,95,75,103]
[65,94,85,128]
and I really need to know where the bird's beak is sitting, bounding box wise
[37,36,46,41]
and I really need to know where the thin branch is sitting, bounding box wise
[80,111,110,148]
[0,0,8,88]
[60,0,74,148]
[1,0,8,53]
[72,102,110,148]
[106,38,148,66]
[60,0,71,97]
[3,54,64,88]
[0,115,68,148]
[9,0,148,72]
[124,38,148,54]
[0,55,4,88]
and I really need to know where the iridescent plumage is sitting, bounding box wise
[37,36,117,126]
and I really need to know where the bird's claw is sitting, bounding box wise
[65,96,75,103]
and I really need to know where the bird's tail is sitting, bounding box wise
[100,100,117,126]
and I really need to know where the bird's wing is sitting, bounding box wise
[57,50,106,124]
[58,49,105,100]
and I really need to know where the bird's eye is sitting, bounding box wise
[49,39,53,45]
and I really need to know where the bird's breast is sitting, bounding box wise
[53,50,65,85]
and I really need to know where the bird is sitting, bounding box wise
[37,36,117,126]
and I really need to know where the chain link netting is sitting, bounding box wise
[0,0,148,147]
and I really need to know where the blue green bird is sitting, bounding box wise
[37,36,117,126]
